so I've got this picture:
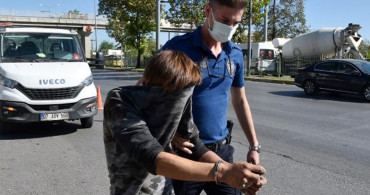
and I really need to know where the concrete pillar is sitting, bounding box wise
[78,26,94,59]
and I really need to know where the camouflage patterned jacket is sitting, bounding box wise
[103,86,209,194]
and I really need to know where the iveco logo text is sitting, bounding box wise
[39,79,66,85]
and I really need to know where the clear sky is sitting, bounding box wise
[304,0,369,40]
[1,0,369,48]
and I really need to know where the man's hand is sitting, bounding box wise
[171,133,194,155]
[218,162,266,192]
[247,150,260,165]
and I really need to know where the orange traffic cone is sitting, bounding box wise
[97,86,103,110]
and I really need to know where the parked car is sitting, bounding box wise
[294,59,370,101]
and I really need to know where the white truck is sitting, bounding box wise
[0,27,97,133]
[239,42,278,73]
[274,23,364,59]
[271,23,364,76]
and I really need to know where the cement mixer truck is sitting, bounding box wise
[273,23,364,75]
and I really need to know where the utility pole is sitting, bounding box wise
[271,0,276,39]
[156,0,161,51]
[94,0,98,53]
[264,6,268,42]
[247,0,252,76]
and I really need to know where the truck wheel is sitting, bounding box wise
[363,85,370,102]
[81,117,93,128]
[303,79,318,96]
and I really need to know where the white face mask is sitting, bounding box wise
[208,9,238,43]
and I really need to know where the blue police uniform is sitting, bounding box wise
[162,26,245,195]
[162,26,245,144]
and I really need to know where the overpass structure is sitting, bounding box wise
[0,9,193,58]
[0,9,109,58]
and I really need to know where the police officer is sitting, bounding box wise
[162,0,263,194]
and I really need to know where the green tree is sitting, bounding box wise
[144,36,157,56]
[235,0,270,44]
[166,0,208,29]
[359,39,370,60]
[99,0,156,68]
[271,0,309,39]
[99,41,115,54]
[254,0,309,42]
[165,0,269,44]
[66,9,86,19]
[67,9,80,15]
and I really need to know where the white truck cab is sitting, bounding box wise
[0,27,97,133]
[239,42,278,73]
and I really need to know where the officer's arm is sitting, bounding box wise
[230,86,259,146]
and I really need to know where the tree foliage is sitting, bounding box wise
[166,0,208,29]
[67,9,80,15]
[165,0,269,44]
[254,0,309,42]
[99,40,115,54]
[270,0,309,39]
[99,0,156,68]
[235,0,270,44]
[65,9,87,19]
[144,36,157,56]
[359,39,370,60]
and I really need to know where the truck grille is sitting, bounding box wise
[28,103,76,111]
[15,84,84,100]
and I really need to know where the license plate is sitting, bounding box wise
[40,112,69,121]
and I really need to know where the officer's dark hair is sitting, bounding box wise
[209,0,247,9]
[143,50,201,91]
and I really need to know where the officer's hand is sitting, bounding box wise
[171,133,194,154]
[247,150,260,165]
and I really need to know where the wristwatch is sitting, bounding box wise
[249,145,261,153]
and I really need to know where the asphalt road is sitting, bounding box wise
[1,69,369,195]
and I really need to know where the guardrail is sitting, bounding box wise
[0,9,107,20]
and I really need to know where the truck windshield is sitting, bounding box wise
[259,49,274,60]
[1,33,84,62]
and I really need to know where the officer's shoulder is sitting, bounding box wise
[165,32,193,47]
[229,42,242,53]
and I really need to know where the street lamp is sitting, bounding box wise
[39,3,60,17]
[155,0,168,51]
[247,0,252,76]
[156,0,160,51]
[94,0,98,53]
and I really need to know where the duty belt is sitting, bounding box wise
[204,138,228,152]
[204,120,234,153]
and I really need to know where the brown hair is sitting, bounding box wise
[143,50,202,91]
[209,0,247,9]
